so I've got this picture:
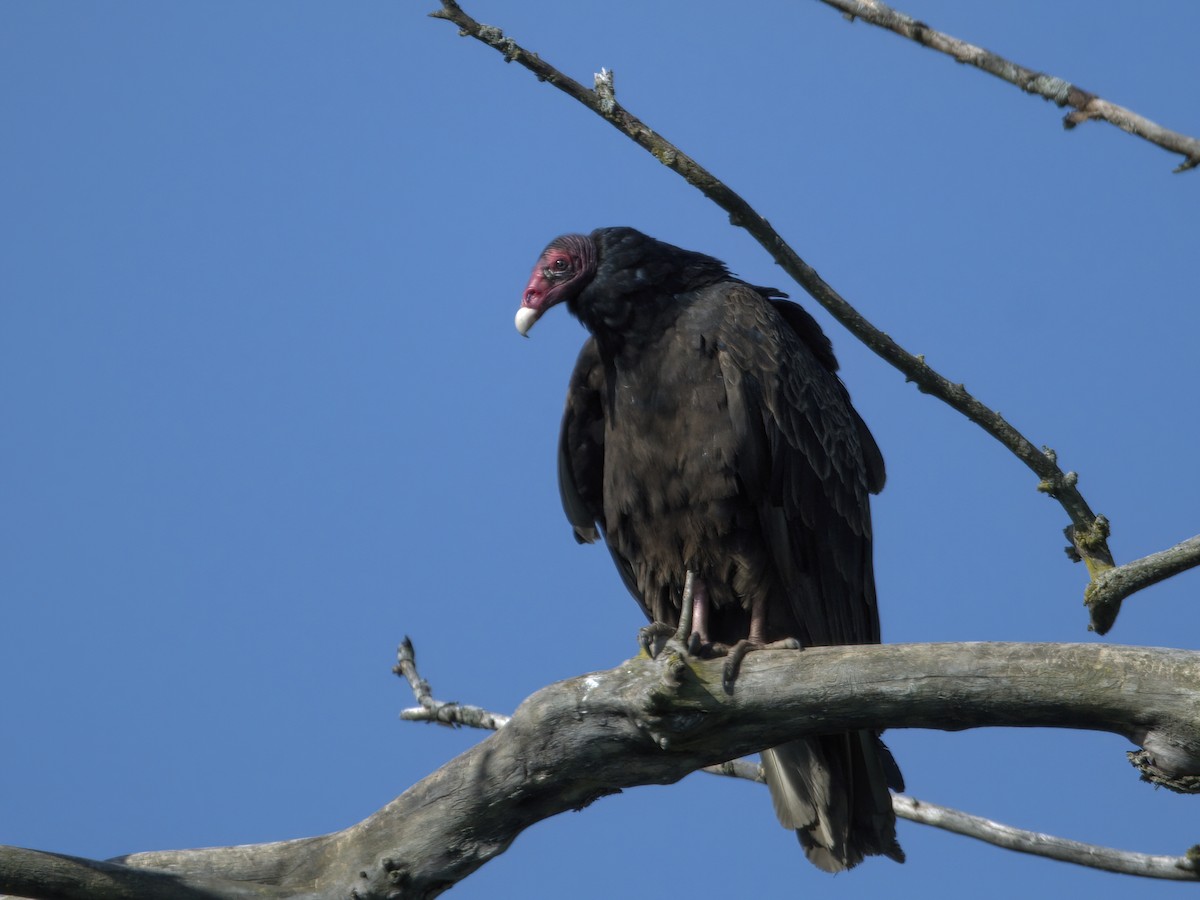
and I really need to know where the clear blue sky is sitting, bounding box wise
[2,3,1197,898]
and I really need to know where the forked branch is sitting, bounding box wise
[4,642,1199,898]
[1085,534,1200,627]
[395,638,1200,882]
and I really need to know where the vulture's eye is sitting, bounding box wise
[553,258,568,271]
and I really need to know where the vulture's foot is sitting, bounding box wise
[638,621,677,659]
[719,637,802,693]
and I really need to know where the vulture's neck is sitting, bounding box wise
[571,284,677,355]
[572,260,728,357]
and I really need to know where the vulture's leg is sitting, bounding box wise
[674,570,697,644]
[638,570,704,658]
[720,593,801,692]
[688,575,710,653]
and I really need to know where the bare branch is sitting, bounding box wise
[393,637,511,729]
[816,0,1200,173]
[396,637,1200,881]
[1086,534,1200,626]
[892,795,1200,880]
[392,635,432,707]
[695,765,1200,880]
[428,0,1122,631]
[0,846,294,900]
[4,643,1199,897]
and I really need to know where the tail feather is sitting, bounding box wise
[761,732,903,872]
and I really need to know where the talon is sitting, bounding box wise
[722,646,748,692]
[721,638,804,692]
[638,622,675,659]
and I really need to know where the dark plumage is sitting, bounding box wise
[517,227,903,872]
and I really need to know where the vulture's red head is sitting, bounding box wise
[516,233,597,336]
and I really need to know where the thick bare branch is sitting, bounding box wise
[816,0,1200,172]
[0,847,292,900]
[4,643,1198,898]
[428,0,1122,631]
[395,637,1200,880]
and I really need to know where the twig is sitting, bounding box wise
[698,763,1200,880]
[816,0,1200,173]
[893,795,1200,880]
[393,635,433,706]
[396,638,1200,880]
[429,0,1121,631]
[393,637,511,729]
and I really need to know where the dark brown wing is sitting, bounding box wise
[557,338,605,545]
[716,288,881,646]
[557,338,644,609]
[719,286,903,867]
[560,280,901,869]
[770,298,885,495]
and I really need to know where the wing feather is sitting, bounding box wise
[557,337,644,608]
[716,287,881,646]
[557,339,605,545]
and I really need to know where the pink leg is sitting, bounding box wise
[722,594,802,691]
[639,570,702,658]
[747,592,768,645]
[691,578,711,644]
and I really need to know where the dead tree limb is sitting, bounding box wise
[395,637,1200,881]
[5,642,1197,899]
[1085,534,1200,628]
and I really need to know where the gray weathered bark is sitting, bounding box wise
[3,642,1198,899]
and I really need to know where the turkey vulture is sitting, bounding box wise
[517,227,903,872]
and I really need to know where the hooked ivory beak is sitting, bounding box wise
[515,306,540,337]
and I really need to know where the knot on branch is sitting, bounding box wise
[1062,515,1119,632]
[1025,73,1072,105]
[1062,87,1103,129]
[351,855,425,900]
[633,650,722,751]
[1073,514,1111,553]
[654,146,679,167]
[1128,749,1200,795]
[594,67,616,115]
[909,21,933,46]
[1035,451,1077,498]
[1067,514,1113,570]
[470,24,520,61]
[905,354,930,385]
